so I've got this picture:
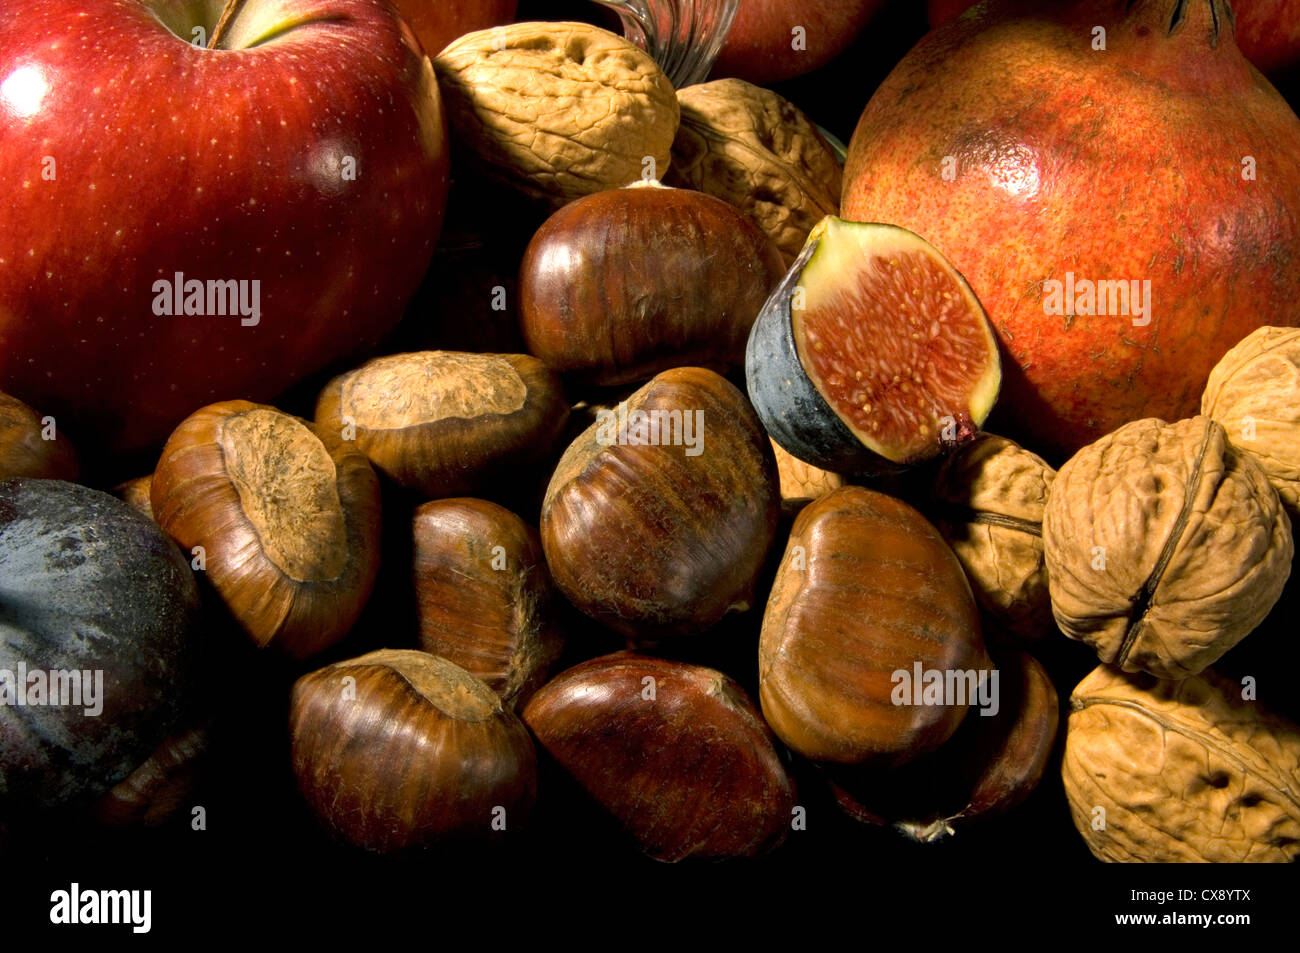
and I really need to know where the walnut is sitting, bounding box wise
[770,438,842,506]
[1043,416,1292,679]
[433,22,679,208]
[1202,326,1300,519]
[1063,664,1300,863]
[929,433,1055,642]
[664,78,841,266]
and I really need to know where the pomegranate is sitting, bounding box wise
[845,0,1300,458]
[928,0,1300,78]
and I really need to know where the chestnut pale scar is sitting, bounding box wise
[220,409,348,582]
[339,651,501,722]
[339,352,528,430]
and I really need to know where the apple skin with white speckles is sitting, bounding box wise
[0,0,449,456]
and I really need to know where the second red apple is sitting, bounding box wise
[712,0,884,84]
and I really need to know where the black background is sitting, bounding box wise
[4,0,1299,938]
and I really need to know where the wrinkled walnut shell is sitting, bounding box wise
[665,78,841,266]
[434,22,679,209]
[770,438,843,511]
[1044,416,1292,679]
[1064,664,1300,863]
[1202,325,1300,519]
[930,433,1055,643]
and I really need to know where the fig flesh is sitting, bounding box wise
[746,217,1000,473]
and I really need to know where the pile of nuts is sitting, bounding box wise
[5,14,1300,870]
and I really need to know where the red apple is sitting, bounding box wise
[391,0,518,57]
[712,0,884,84]
[927,0,1300,76]
[925,0,970,28]
[1229,0,1300,75]
[0,0,449,456]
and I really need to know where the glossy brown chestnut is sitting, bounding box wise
[151,400,381,660]
[113,474,154,520]
[0,391,77,480]
[522,652,795,861]
[290,649,537,853]
[90,725,208,828]
[314,350,569,499]
[518,181,786,387]
[759,485,991,766]
[825,650,1059,841]
[541,367,779,641]
[413,498,563,707]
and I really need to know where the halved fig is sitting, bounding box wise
[746,217,1000,472]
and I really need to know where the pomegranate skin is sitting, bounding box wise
[845,0,1300,459]
[928,0,1300,76]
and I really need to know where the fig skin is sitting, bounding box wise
[541,367,780,642]
[413,498,563,708]
[519,182,785,387]
[759,485,991,766]
[0,479,200,812]
[290,650,538,854]
[522,652,796,862]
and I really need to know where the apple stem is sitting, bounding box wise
[209,0,247,49]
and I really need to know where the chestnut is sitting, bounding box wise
[314,350,569,499]
[759,485,991,766]
[0,479,199,811]
[90,725,208,828]
[0,391,77,480]
[522,653,795,861]
[414,498,562,707]
[824,650,1059,841]
[151,400,381,660]
[518,181,785,387]
[290,649,537,853]
[113,474,154,520]
[540,366,779,641]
